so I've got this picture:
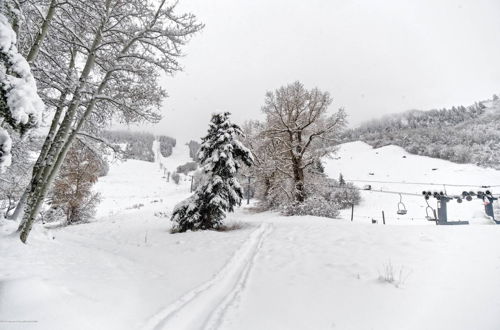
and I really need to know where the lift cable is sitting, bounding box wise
[328,182,500,198]
[345,178,500,188]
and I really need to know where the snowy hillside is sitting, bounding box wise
[1,142,500,330]
[345,98,500,169]
[324,141,500,224]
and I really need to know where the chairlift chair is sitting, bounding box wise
[397,194,407,215]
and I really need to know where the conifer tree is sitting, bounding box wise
[171,112,253,232]
[339,173,346,186]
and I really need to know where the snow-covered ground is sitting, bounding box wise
[1,141,500,330]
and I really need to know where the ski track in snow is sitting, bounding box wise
[142,222,273,330]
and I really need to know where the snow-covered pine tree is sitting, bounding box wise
[339,173,346,186]
[171,112,253,232]
[0,11,43,169]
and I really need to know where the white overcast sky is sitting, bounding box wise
[143,0,500,141]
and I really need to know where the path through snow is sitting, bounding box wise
[143,223,272,330]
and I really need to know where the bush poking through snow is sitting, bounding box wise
[171,172,181,185]
[39,206,66,225]
[176,161,198,174]
[377,261,411,288]
[282,196,340,218]
[126,203,144,210]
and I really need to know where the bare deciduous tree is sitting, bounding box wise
[262,81,346,203]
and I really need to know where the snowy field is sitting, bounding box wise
[2,142,500,330]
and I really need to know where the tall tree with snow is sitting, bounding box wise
[14,0,202,243]
[262,81,346,203]
[171,112,253,232]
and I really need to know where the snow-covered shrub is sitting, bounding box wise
[282,195,339,218]
[171,112,253,232]
[171,172,180,184]
[49,140,101,225]
[187,140,201,161]
[39,206,66,224]
[327,182,361,209]
[176,161,198,174]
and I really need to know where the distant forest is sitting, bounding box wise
[343,96,500,169]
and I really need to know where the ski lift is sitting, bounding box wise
[425,199,436,221]
[397,194,407,215]
[462,191,473,201]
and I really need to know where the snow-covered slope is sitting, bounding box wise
[324,141,500,224]
[1,141,500,330]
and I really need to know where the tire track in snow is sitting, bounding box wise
[142,223,273,330]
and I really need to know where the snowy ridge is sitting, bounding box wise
[142,222,273,330]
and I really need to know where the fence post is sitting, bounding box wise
[247,176,251,205]
[382,211,385,225]
[351,204,354,221]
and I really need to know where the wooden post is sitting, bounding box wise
[351,204,354,221]
[190,175,194,193]
[382,211,385,225]
[247,176,251,205]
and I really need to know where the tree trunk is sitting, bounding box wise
[14,48,75,227]
[26,0,58,63]
[292,158,305,203]
[19,19,106,243]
